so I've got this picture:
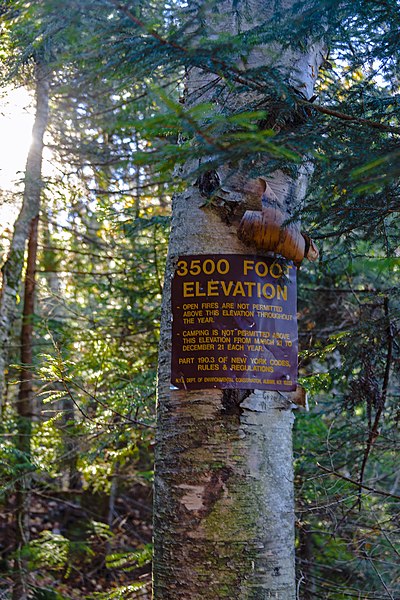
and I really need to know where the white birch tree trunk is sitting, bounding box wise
[153,2,324,598]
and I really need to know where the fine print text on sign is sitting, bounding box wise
[171,254,298,391]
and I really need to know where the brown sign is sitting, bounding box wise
[171,254,297,391]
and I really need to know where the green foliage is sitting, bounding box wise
[90,581,150,600]
[23,531,72,571]
[106,544,152,572]
[32,588,68,600]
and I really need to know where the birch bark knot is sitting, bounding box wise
[238,178,319,266]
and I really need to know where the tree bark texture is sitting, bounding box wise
[0,61,49,410]
[153,2,324,598]
[154,194,297,600]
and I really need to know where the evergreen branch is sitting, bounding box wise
[37,269,127,275]
[357,296,394,506]
[111,1,400,137]
[66,377,155,429]
[74,77,182,120]
[38,244,114,260]
[297,98,400,135]
[109,0,187,53]
[317,464,400,501]
[362,550,395,600]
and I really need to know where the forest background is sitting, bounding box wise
[0,0,399,598]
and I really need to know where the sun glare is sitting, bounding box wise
[0,87,35,228]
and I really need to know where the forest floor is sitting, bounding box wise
[0,481,153,599]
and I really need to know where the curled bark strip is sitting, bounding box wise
[238,206,319,265]
[238,178,318,265]
[287,385,309,410]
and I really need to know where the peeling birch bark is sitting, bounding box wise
[0,62,50,410]
[154,2,324,598]
[154,191,296,599]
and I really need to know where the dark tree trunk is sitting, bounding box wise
[12,215,39,600]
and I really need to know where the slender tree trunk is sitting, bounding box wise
[153,2,324,598]
[0,61,50,410]
[297,521,316,600]
[41,220,82,492]
[12,215,39,600]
